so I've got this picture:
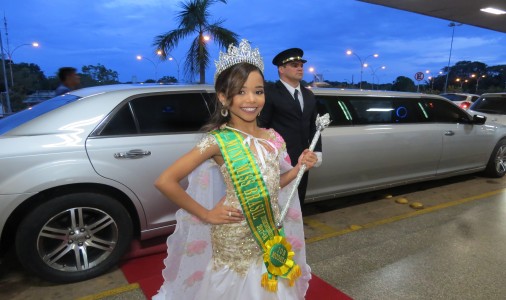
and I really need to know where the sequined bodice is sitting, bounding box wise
[198,129,282,276]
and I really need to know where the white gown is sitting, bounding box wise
[153,129,310,300]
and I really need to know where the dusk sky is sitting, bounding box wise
[3,0,506,85]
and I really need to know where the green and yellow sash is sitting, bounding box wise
[211,128,301,292]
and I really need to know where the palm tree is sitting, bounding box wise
[153,0,238,84]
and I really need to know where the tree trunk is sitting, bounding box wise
[199,62,205,84]
[198,32,205,84]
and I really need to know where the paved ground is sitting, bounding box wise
[2,173,506,299]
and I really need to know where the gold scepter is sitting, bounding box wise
[276,113,332,229]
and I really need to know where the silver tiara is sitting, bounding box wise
[214,39,264,81]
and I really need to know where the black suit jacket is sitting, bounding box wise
[259,81,322,166]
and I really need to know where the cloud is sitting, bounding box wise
[5,0,506,83]
[101,0,172,9]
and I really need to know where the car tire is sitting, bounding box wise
[15,192,133,283]
[484,139,506,178]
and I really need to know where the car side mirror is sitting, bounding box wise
[473,114,486,125]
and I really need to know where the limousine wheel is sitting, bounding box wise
[484,139,506,178]
[15,193,133,283]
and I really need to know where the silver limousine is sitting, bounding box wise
[1,84,505,283]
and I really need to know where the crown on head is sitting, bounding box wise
[214,39,264,81]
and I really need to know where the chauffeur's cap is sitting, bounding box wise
[272,48,307,66]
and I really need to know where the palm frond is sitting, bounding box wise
[153,0,236,83]
[176,0,210,30]
[153,28,194,59]
[206,22,239,49]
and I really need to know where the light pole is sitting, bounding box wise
[455,78,468,92]
[3,42,39,87]
[136,55,161,82]
[470,74,486,93]
[428,76,434,91]
[168,56,181,83]
[308,67,316,86]
[424,70,431,92]
[346,50,378,89]
[370,65,386,90]
[0,27,11,114]
[444,22,462,93]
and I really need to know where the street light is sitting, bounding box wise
[444,22,462,93]
[1,41,39,87]
[455,78,468,91]
[168,57,181,83]
[470,74,486,93]
[136,54,161,82]
[155,49,182,83]
[370,65,386,90]
[346,50,379,89]
[308,67,315,86]
[428,76,435,91]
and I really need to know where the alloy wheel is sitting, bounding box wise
[36,207,118,272]
[495,145,506,174]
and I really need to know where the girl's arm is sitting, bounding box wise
[280,149,317,188]
[155,143,243,224]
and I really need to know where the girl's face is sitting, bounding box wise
[222,70,265,125]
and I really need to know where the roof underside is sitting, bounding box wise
[359,0,506,33]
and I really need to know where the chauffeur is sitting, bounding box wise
[259,48,322,206]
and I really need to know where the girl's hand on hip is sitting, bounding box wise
[203,196,244,224]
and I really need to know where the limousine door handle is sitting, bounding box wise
[114,149,152,159]
[444,130,455,136]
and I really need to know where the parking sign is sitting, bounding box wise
[414,72,424,81]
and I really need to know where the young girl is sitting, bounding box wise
[153,39,317,300]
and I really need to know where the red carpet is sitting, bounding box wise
[120,242,353,300]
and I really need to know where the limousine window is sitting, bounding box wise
[315,96,353,126]
[345,97,428,124]
[421,99,470,123]
[100,104,137,136]
[100,93,210,135]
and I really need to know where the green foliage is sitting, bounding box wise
[0,63,49,111]
[153,0,238,84]
[2,56,505,114]
[1,62,120,112]
[392,76,416,92]
[158,76,178,83]
[81,64,119,85]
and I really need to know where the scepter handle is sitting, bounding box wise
[275,113,331,229]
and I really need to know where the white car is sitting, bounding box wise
[1,84,505,283]
[469,93,506,124]
[440,93,480,110]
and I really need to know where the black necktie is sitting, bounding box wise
[294,89,302,110]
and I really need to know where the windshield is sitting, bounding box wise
[470,96,506,115]
[0,94,81,135]
[440,94,467,102]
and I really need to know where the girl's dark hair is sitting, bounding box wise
[202,62,264,132]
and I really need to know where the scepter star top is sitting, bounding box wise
[214,39,264,81]
[316,113,331,131]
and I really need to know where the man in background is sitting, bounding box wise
[259,48,322,206]
[54,67,80,96]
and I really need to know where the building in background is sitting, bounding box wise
[22,90,55,107]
